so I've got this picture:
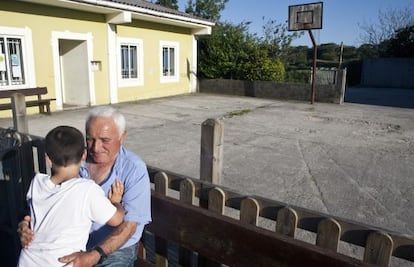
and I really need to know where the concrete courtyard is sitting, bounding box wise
[0,91,413,265]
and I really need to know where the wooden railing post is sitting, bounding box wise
[198,187,225,267]
[200,118,223,185]
[364,231,393,267]
[276,207,298,237]
[208,187,225,215]
[316,218,341,251]
[11,93,28,133]
[154,172,168,267]
[179,179,196,266]
[240,197,259,226]
[179,178,195,205]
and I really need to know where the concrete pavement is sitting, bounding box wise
[0,92,413,242]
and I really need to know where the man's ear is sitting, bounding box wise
[119,131,127,144]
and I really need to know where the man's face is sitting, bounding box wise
[86,116,125,165]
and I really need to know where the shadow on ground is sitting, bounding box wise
[344,87,414,109]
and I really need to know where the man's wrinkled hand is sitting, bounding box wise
[17,215,34,248]
[58,250,99,267]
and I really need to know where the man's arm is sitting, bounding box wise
[98,220,137,254]
[58,221,137,266]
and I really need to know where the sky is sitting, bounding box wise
[177,0,414,47]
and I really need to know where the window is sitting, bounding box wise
[0,26,34,89]
[117,38,143,87]
[162,47,175,76]
[121,44,137,79]
[160,41,179,83]
[0,36,25,86]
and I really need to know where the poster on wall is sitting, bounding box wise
[11,54,19,66]
[11,54,22,78]
[12,66,22,78]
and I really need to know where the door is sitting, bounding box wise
[58,39,90,108]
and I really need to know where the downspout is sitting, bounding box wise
[190,35,198,93]
[107,24,118,104]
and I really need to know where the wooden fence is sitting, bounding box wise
[140,166,414,267]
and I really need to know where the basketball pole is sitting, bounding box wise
[288,2,322,104]
[308,29,317,104]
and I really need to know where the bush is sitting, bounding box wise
[285,69,309,83]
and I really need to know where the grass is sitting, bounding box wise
[225,109,252,118]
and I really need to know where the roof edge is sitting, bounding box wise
[18,0,215,31]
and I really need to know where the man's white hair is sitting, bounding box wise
[85,106,126,137]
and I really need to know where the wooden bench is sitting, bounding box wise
[0,87,56,114]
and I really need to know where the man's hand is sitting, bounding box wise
[58,250,100,267]
[108,179,124,204]
[17,215,34,248]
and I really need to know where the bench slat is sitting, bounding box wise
[0,87,48,98]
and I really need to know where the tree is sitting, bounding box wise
[356,44,380,58]
[198,22,285,81]
[185,0,229,21]
[359,6,414,45]
[283,46,308,69]
[155,0,179,10]
[260,18,303,65]
[384,25,414,57]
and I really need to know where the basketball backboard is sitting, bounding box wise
[288,2,323,31]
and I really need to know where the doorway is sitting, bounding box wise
[58,39,90,109]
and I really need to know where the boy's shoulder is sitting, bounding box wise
[70,177,95,187]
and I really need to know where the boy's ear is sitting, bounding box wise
[81,149,87,161]
[45,154,52,167]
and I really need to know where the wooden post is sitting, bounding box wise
[240,197,259,226]
[208,187,225,214]
[200,118,223,185]
[179,179,196,266]
[154,172,168,267]
[276,207,298,238]
[337,68,347,104]
[11,93,28,133]
[198,187,225,267]
[316,218,341,251]
[364,231,393,267]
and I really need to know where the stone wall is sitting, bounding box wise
[199,69,346,104]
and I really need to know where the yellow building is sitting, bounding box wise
[0,0,213,113]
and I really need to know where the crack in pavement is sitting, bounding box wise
[319,144,413,234]
[297,139,330,213]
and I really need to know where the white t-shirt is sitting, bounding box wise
[18,173,117,266]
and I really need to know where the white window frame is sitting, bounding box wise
[160,41,179,83]
[117,37,143,87]
[0,26,35,89]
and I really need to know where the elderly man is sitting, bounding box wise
[19,106,152,266]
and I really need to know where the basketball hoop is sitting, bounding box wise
[288,2,323,31]
[288,2,323,105]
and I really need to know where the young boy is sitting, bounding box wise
[18,125,125,266]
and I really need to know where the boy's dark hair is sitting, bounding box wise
[45,126,85,167]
